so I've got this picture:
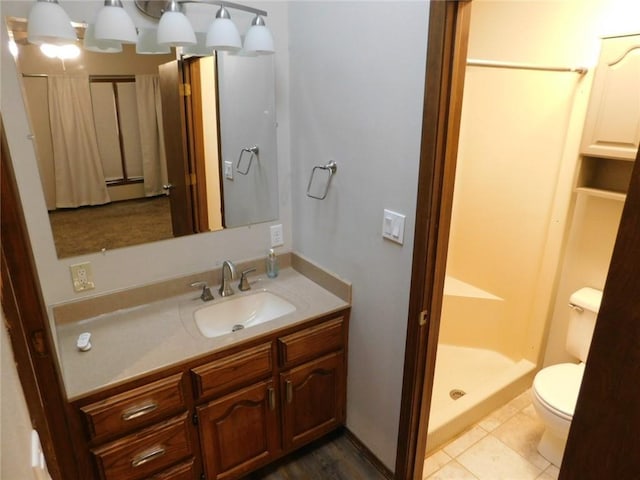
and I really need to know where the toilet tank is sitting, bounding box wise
[566,287,603,362]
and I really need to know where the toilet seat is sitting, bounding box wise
[533,362,585,420]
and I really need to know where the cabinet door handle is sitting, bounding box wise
[286,380,293,404]
[268,387,275,410]
[121,402,158,421]
[131,446,166,468]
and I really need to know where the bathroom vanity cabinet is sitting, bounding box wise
[70,310,349,480]
[580,33,640,161]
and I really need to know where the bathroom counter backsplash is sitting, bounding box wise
[54,257,351,400]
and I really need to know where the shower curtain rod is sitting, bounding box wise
[21,74,136,79]
[467,58,588,75]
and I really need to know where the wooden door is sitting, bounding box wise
[280,351,346,451]
[158,60,195,237]
[184,58,209,233]
[559,146,640,478]
[196,380,279,480]
[185,56,224,233]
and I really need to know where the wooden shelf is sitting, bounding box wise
[574,186,627,202]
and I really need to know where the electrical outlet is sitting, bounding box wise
[70,262,95,292]
[270,224,284,247]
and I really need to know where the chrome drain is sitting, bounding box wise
[231,324,245,332]
[449,389,466,400]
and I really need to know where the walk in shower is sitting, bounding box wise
[426,58,586,451]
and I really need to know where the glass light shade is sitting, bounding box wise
[94,5,138,44]
[9,40,19,58]
[243,16,274,55]
[27,1,77,46]
[40,43,80,60]
[182,32,213,57]
[157,11,197,46]
[136,28,170,54]
[83,23,122,53]
[206,18,241,52]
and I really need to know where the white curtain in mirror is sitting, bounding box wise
[48,75,111,208]
[135,74,168,196]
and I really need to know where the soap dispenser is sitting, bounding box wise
[266,249,279,278]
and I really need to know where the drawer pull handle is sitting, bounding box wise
[131,446,166,468]
[286,380,293,404]
[268,387,275,410]
[121,402,158,421]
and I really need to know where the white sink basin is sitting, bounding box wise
[194,291,296,338]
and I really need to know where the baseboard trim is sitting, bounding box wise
[343,428,395,480]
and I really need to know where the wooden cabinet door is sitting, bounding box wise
[581,34,640,160]
[196,380,279,480]
[280,351,346,451]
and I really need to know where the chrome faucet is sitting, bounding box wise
[219,260,237,297]
[191,281,214,302]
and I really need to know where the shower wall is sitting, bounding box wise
[442,66,582,362]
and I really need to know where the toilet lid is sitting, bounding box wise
[533,363,585,418]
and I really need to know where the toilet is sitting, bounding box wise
[531,287,603,467]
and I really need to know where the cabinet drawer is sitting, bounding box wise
[80,374,186,441]
[191,342,273,399]
[278,317,344,368]
[92,413,192,480]
[148,458,196,480]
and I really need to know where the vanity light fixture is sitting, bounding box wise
[8,40,19,58]
[84,23,123,53]
[27,0,77,45]
[40,43,81,60]
[94,0,138,44]
[134,0,275,55]
[26,0,275,54]
[243,15,274,55]
[182,32,213,57]
[205,6,241,52]
[136,28,171,54]
[157,0,197,47]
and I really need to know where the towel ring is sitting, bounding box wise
[306,161,337,200]
[237,146,259,175]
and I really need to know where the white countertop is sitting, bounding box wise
[56,268,349,400]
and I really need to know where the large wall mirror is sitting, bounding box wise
[7,17,278,259]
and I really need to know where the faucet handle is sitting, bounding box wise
[238,268,256,291]
[190,281,214,301]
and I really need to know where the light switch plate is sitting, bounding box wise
[382,209,405,245]
[224,161,233,180]
[70,262,95,292]
[270,224,284,247]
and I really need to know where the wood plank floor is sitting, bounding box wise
[245,431,391,480]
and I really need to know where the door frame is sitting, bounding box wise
[1,116,79,480]
[395,1,640,479]
[395,2,471,478]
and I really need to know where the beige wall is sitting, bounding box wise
[441,0,600,363]
[543,196,624,365]
[443,0,640,368]
[442,64,582,361]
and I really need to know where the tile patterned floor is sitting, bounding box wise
[423,390,560,480]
